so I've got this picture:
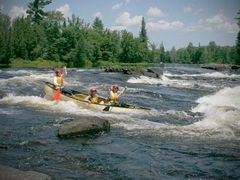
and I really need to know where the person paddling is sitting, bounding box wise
[88,88,98,104]
[53,66,67,89]
[86,88,104,104]
[53,66,67,100]
[108,84,127,104]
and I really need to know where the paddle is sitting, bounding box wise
[54,88,61,100]
[103,105,111,111]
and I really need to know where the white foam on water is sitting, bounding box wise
[113,86,240,140]
[127,75,216,89]
[5,69,41,75]
[0,71,83,88]
[74,69,85,72]
[165,71,240,78]
[189,86,240,136]
[149,109,191,118]
[0,94,143,123]
[0,109,17,115]
[1,86,239,140]
[74,68,100,72]
[0,73,52,83]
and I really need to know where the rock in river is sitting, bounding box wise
[104,65,163,78]
[58,117,110,138]
[0,165,51,180]
[200,63,240,72]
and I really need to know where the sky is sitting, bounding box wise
[0,0,239,50]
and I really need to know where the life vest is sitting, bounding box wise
[90,97,98,104]
[109,92,119,104]
[55,76,63,88]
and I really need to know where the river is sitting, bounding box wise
[0,65,240,179]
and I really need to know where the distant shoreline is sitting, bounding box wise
[1,59,240,73]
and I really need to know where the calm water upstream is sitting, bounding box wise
[0,65,240,179]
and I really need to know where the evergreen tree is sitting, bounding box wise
[200,47,209,64]
[149,43,158,62]
[0,12,11,64]
[159,42,165,63]
[170,46,177,63]
[0,4,239,67]
[120,31,135,63]
[27,0,52,24]
[236,9,240,64]
[187,42,195,63]
[194,47,203,64]
[139,17,147,44]
[92,17,104,32]
[139,17,149,61]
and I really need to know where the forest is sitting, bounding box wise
[0,0,240,67]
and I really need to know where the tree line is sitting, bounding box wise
[0,0,239,67]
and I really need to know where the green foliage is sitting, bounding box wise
[27,0,52,24]
[0,1,239,68]
[92,17,104,32]
[159,42,165,63]
[9,58,65,68]
[120,31,146,63]
[139,17,147,44]
[0,12,11,65]
[236,9,240,64]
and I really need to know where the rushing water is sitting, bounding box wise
[0,65,240,179]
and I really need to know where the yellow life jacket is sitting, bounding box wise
[55,76,63,88]
[109,93,119,104]
[90,97,98,104]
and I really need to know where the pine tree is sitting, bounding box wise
[170,46,177,63]
[0,13,11,64]
[159,42,165,62]
[200,47,209,64]
[27,0,52,24]
[92,17,104,32]
[139,17,147,45]
[236,10,240,64]
[139,17,149,61]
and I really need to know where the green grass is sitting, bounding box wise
[8,58,66,68]
[1,58,164,69]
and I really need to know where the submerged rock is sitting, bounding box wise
[58,117,110,138]
[0,165,51,180]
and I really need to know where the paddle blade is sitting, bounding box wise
[54,89,61,100]
[103,105,110,111]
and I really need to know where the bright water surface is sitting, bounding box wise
[0,65,240,179]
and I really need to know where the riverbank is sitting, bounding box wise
[0,58,66,68]
[1,59,240,74]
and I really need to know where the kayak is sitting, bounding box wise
[44,82,150,113]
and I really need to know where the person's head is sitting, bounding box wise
[111,84,119,92]
[55,69,62,76]
[90,88,97,96]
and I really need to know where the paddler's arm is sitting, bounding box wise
[109,90,114,98]
[62,66,67,77]
[84,95,91,103]
[119,86,127,95]
[53,76,59,86]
